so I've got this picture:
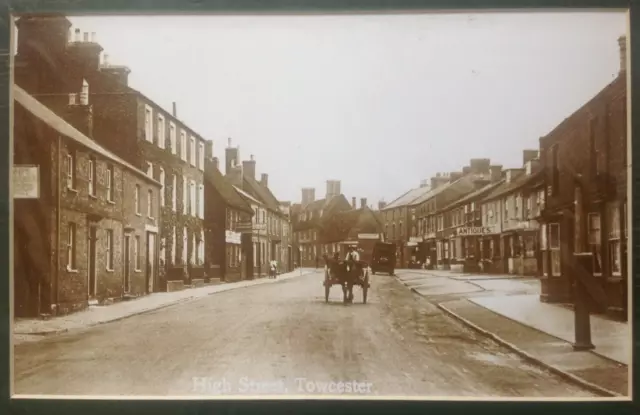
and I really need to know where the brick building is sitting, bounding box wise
[291,181,352,267]
[380,181,432,268]
[477,151,543,275]
[537,36,628,320]
[203,150,254,282]
[13,84,161,317]
[224,139,292,276]
[14,15,207,291]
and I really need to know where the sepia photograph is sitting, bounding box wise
[10,9,631,400]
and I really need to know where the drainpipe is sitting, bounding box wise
[55,135,62,314]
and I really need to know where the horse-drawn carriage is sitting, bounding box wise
[323,258,370,304]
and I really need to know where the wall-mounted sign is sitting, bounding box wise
[424,233,436,239]
[407,242,418,247]
[409,236,423,243]
[13,165,39,199]
[225,230,242,244]
[455,226,499,237]
[358,233,381,240]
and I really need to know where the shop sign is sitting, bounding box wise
[13,165,39,199]
[456,226,498,236]
[424,232,436,239]
[409,236,423,243]
[225,230,242,244]
[407,242,418,247]
[358,233,381,240]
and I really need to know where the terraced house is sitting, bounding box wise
[13,84,161,317]
[477,151,544,275]
[14,15,207,291]
[224,139,292,276]
[292,181,352,267]
[537,35,628,320]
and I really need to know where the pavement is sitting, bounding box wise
[13,268,316,341]
[395,269,630,397]
[14,269,596,398]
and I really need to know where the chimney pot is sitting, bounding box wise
[619,35,627,73]
[360,198,367,209]
[103,53,109,66]
[352,197,356,209]
[74,28,81,42]
[83,32,89,42]
[172,102,177,117]
[212,157,220,170]
[227,137,232,147]
[261,173,269,187]
[68,93,77,105]
[91,32,96,42]
[250,154,254,161]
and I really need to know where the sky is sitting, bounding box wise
[62,11,627,207]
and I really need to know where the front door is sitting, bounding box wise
[88,226,97,298]
[124,235,131,293]
[146,232,156,293]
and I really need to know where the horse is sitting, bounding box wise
[328,258,361,304]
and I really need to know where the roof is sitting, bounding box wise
[480,169,541,203]
[233,185,263,206]
[242,175,282,215]
[319,207,384,243]
[413,173,491,207]
[203,167,253,214]
[383,186,432,210]
[14,84,159,186]
[440,180,504,212]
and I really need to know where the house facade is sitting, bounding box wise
[537,36,628,320]
[13,85,161,317]
[14,15,207,291]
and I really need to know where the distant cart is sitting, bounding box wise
[323,260,370,304]
[370,241,396,276]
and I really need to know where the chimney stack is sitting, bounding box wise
[462,166,471,175]
[489,165,503,182]
[419,179,428,188]
[224,143,239,175]
[212,156,220,171]
[522,149,539,166]
[172,102,177,117]
[352,197,357,209]
[326,180,341,199]
[449,171,463,182]
[15,15,73,59]
[261,173,269,187]
[469,158,491,175]
[301,188,316,207]
[205,140,214,160]
[619,35,627,74]
[242,155,256,180]
[360,198,367,209]
[378,200,387,210]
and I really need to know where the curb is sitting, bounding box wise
[436,302,623,398]
[15,270,316,338]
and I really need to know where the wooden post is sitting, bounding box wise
[573,252,595,351]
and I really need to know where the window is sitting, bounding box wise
[146,162,153,178]
[190,181,196,217]
[147,189,154,218]
[549,223,561,276]
[88,157,96,196]
[198,142,205,171]
[608,203,621,275]
[106,229,114,270]
[172,174,177,211]
[135,185,141,215]
[540,224,548,276]
[66,151,76,189]
[171,226,177,264]
[134,235,141,271]
[198,184,204,218]
[180,130,187,161]
[157,114,165,149]
[106,165,114,202]
[190,136,196,166]
[169,122,177,154]
[199,230,205,265]
[191,233,196,264]
[551,144,560,195]
[159,168,165,207]
[574,186,583,253]
[588,213,602,275]
[183,176,188,214]
[145,106,153,142]
[182,227,188,264]
[160,237,166,268]
[67,222,76,270]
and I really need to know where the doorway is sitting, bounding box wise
[146,232,156,293]
[88,226,97,298]
[124,234,131,293]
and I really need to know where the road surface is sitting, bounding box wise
[13,270,594,398]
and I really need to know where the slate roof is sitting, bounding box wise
[203,167,253,214]
[480,168,542,203]
[413,173,491,207]
[439,180,504,212]
[14,84,159,186]
[233,185,263,206]
[383,186,432,210]
[242,175,283,215]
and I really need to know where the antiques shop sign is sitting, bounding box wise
[13,165,39,199]
[456,226,498,236]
